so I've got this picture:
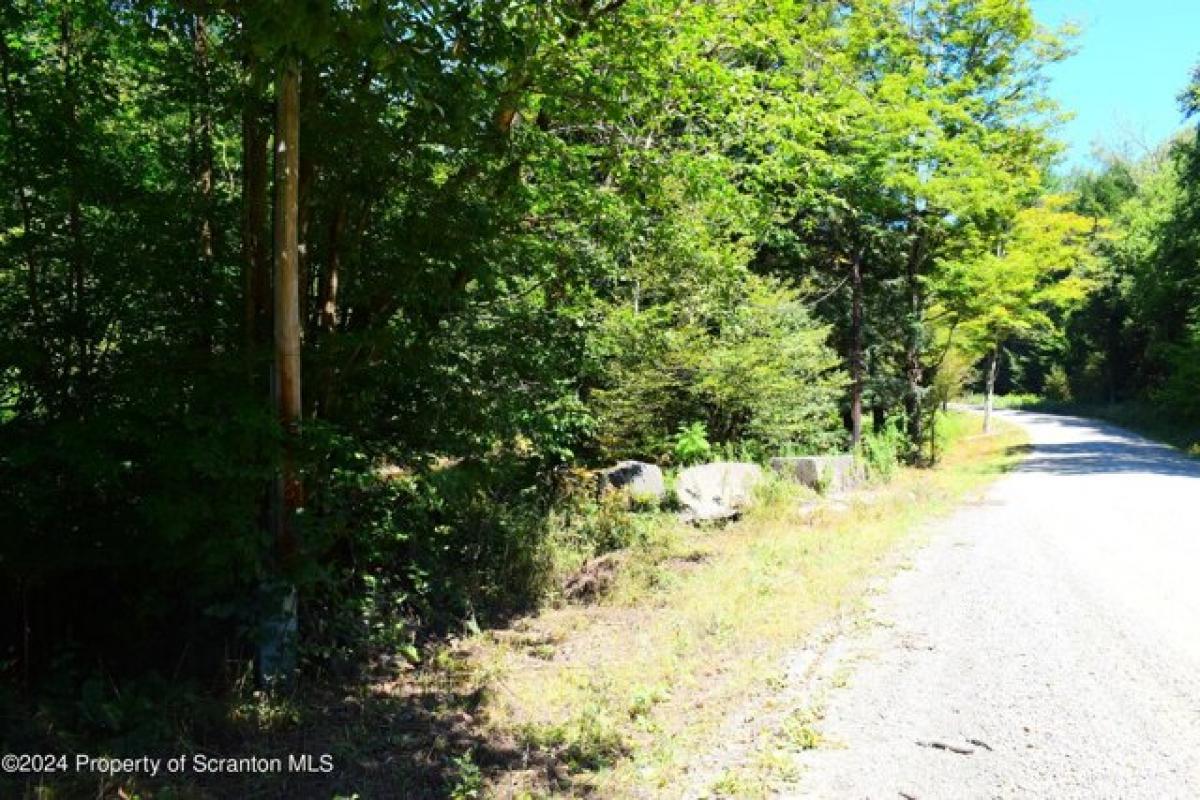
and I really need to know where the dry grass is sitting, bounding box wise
[433,412,1027,798]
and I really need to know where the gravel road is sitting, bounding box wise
[790,410,1200,799]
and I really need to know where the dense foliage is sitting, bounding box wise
[993,68,1200,440]
[0,0,1076,761]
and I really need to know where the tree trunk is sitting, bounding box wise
[242,86,270,352]
[903,221,926,451]
[194,16,214,266]
[1106,283,1120,404]
[849,249,865,447]
[297,150,315,321]
[318,204,344,333]
[312,203,345,420]
[983,344,1000,434]
[261,60,302,686]
[273,60,302,570]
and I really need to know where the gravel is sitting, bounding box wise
[789,410,1200,799]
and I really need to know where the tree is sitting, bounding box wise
[0,0,1079,744]
[941,195,1097,431]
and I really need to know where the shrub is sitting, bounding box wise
[673,422,712,465]
[591,277,847,460]
[1159,332,1200,421]
[860,422,907,483]
[1043,364,1073,402]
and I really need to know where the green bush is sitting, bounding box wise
[860,423,907,483]
[591,277,847,460]
[309,455,649,655]
[673,422,713,465]
[1043,365,1073,402]
[1159,332,1200,422]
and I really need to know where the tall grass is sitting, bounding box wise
[456,412,1028,798]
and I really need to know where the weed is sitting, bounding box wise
[781,706,825,751]
[449,750,484,800]
[709,770,766,798]
[754,747,802,781]
[521,702,630,771]
[628,685,670,720]
[860,422,906,483]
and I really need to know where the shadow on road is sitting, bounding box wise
[1003,412,1200,479]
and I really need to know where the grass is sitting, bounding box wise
[9,412,1022,800]
[959,392,1043,411]
[437,411,1027,798]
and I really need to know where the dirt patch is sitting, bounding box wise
[562,552,628,602]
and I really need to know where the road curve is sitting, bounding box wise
[791,410,1200,799]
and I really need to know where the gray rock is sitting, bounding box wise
[769,455,860,493]
[597,460,666,505]
[675,462,764,521]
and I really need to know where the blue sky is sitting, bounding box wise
[1032,0,1200,169]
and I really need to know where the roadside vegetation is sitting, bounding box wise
[4,0,1197,797]
[963,89,1200,451]
[453,413,1026,798]
[7,412,1020,799]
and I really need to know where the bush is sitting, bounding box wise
[860,422,907,483]
[307,454,650,660]
[1043,364,1073,402]
[1159,332,1200,422]
[673,422,712,465]
[591,277,847,460]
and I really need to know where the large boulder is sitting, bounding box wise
[596,460,666,505]
[769,455,860,493]
[675,462,764,521]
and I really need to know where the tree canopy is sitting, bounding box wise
[0,0,1095,778]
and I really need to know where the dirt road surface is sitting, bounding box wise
[789,410,1200,799]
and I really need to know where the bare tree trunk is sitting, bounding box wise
[904,351,924,449]
[260,60,302,686]
[1106,283,1120,404]
[191,15,216,354]
[983,344,1000,434]
[297,152,315,322]
[849,249,865,447]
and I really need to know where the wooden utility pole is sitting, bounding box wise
[260,59,301,685]
[273,59,302,564]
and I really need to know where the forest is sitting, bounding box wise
[2,0,1199,797]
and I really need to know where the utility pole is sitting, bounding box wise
[260,59,301,686]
